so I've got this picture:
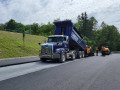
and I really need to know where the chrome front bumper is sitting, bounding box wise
[40,53,60,60]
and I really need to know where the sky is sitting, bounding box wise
[0,0,120,30]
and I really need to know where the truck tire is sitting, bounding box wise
[71,52,76,60]
[59,53,66,63]
[41,58,47,62]
[81,51,85,58]
[80,51,82,58]
[76,51,80,59]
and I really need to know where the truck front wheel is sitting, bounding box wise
[59,53,66,63]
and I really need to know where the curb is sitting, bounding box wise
[0,56,40,67]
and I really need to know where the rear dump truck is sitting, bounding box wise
[39,20,86,63]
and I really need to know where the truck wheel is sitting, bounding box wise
[80,51,82,58]
[71,52,76,60]
[59,53,66,63]
[41,58,46,62]
[77,51,80,59]
[81,51,85,58]
[82,51,85,58]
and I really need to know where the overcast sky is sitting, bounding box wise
[0,0,120,30]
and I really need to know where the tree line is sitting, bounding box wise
[74,12,120,51]
[0,19,55,36]
[0,12,120,51]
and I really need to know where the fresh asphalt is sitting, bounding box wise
[0,53,120,90]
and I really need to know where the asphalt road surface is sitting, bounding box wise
[0,53,120,90]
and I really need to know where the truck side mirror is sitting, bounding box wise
[38,43,41,45]
[66,36,69,42]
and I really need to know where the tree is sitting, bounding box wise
[95,23,120,51]
[75,12,98,40]
[76,12,90,37]
[15,23,25,33]
[31,23,39,35]
[74,21,82,33]
[0,23,6,30]
[101,21,107,29]
[87,17,98,40]
[39,23,54,36]
[25,25,31,34]
[6,19,16,31]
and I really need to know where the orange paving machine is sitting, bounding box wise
[101,46,111,55]
[85,45,94,57]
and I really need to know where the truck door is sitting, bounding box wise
[63,37,68,51]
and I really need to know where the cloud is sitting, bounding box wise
[0,0,120,30]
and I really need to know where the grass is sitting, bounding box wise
[112,51,120,52]
[112,51,120,53]
[0,30,45,59]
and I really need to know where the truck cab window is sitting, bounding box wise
[61,27,66,35]
[48,37,64,42]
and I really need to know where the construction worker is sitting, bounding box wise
[101,46,105,55]
[96,46,99,56]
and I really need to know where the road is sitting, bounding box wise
[0,53,120,90]
[0,56,40,67]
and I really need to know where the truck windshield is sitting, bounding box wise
[48,37,63,42]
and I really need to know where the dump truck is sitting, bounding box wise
[101,46,111,55]
[39,20,86,63]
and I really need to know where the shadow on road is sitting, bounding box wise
[38,59,73,64]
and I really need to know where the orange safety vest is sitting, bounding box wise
[102,47,106,51]
[87,47,91,53]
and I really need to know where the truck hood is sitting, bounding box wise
[41,42,64,53]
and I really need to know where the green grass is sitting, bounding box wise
[0,30,45,59]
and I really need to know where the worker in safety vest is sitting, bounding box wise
[96,46,99,56]
[102,46,106,51]
[101,46,106,55]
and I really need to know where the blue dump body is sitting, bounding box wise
[54,20,86,51]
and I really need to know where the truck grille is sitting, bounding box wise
[41,45,53,55]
